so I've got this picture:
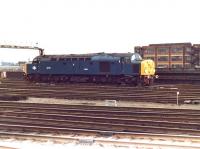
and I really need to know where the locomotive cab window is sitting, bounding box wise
[32,58,39,64]
[32,60,39,64]
[131,53,142,62]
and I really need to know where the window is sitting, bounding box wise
[157,48,169,54]
[157,64,168,68]
[157,56,168,61]
[32,60,38,64]
[185,64,191,68]
[171,48,183,54]
[185,56,191,63]
[145,57,155,61]
[144,48,155,54]
[171,64,183,68]
[185,48,191,54]
[171,56,182,61]
[32,58,39,64]
[131,53,142,61]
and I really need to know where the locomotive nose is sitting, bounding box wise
[148,60,155,75]
[141,60,155,76]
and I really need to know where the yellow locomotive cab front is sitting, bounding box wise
[140,59,155,85]
[141,59,155,76]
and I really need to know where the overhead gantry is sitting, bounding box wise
[0,45,44,56]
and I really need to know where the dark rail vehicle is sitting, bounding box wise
[24,53,155,85]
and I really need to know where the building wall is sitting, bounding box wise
[135,43,196,69]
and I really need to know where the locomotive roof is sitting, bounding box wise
[35,53,134,59]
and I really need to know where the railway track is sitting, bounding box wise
[0,101,200,136]
[0,102,199,148]
[0,79,200,104]
[156,73,200,84]
[0,80,199,148]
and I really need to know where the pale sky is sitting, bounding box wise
[0,0,200,62]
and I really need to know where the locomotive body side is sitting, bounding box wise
[24,53,155,85]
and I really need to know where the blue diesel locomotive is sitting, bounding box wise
[24,53,155,85]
